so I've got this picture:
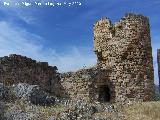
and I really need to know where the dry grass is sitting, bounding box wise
[93,112,124,120]
[3,99,68,120]
[3,100,160,120]
[93,101,160,120]
[122,101,160,120]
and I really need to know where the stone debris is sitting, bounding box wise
[1,83,56,106]
[0,83,8,100]
[12,83,39,100]
[0,99,126,120]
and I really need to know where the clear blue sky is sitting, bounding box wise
[0,0,159,85]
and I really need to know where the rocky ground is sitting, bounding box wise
[0,83,160,120]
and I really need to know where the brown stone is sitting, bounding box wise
[0,54,61,96]
[93,13,154,102]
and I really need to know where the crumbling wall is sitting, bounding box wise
[94,13,154,102]
[0,13,155,103]
[60,67,111,102]
[0,54,61,96]
[158,49,160,86]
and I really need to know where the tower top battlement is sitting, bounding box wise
[94,13,149,28]
[93,13,151,54]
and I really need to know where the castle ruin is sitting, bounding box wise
[0,13,155,103]
[93,13,154,102]
[0,54,61,96]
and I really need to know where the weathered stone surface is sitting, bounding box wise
[12,83,56,105]
[12,83,38,100]
[29,87,56,106]
[0,13,155,104]
[60,13,154,103]
[0,54,61,96]
[0,83,8,100]
[0,83,56,106]
[93,13,154,102]
[60,67,111,101]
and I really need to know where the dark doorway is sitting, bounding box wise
[98,85,111,102]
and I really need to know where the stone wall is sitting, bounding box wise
[0,54,61,96]
[0,13,155,103]
[60,67,112,102]
[94,13,154,102]
[158,49,160,86]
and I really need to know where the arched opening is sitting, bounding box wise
[98,85,111,102]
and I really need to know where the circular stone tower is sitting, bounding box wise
[93,13,154,102]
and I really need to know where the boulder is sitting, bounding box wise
[12,83,38,100]
[29,88,55,106]
[0,83,8,100]
[12,83,56,106]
